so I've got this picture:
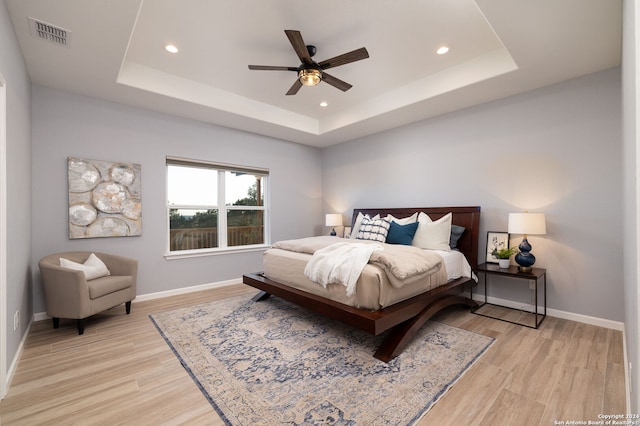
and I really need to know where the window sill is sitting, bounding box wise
[164,244,271,260]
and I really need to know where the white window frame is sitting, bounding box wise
[165,157,270,259]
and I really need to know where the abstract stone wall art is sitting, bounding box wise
[68,157,142,239]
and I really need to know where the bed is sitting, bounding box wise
[242,206,481,362]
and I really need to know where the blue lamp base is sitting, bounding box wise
[330,228,337,236]
[514,237,536,272]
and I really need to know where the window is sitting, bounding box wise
[166,158,268,254]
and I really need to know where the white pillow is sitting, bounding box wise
[60,253,111,280]
[412,212,452,251]
[385,212,418,225]
[350,213,380,239]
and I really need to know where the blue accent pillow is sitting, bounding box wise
[386,221,419,245]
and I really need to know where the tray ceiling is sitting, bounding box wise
[5,0,622,147]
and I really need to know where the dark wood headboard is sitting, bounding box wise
[352,206,481,267]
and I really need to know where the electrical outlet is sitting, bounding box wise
[13,310,19,331]
[529,280,535,290]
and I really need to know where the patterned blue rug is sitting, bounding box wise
[150,294,494,425]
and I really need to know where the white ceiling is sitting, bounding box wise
[5,0,622,148]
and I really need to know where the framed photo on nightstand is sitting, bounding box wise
[343,227,352,239]
[486,231,509,263]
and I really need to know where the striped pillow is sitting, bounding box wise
[356,217,391,243]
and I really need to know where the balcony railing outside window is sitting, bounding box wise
[169,226,264,251]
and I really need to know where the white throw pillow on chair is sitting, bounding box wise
[60,253,111,280]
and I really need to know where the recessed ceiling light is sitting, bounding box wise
[164,44,179,54]
[320,102,328,107]
[436,46,449,55]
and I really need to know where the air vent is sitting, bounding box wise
[28,17,71,47]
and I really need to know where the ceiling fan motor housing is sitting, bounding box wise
[306,45,316,57]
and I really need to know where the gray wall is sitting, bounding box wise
[1,0,634,404]
[622,0,639,412]
[0,0,32,379]
[31,86,322,313]
[322,68,623,322]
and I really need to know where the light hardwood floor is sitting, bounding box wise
[0,284,626,425]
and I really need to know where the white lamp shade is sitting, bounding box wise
[508,213,546,235]
[325,214,343,227]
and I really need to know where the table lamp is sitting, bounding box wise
[325,214,343,236]
[508,212,546,272]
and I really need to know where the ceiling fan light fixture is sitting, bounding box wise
[299,68,322,86]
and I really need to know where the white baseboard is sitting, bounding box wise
[33,279,625,332]
[4,317,33,399]
[472,294,624,331]
[133,278,243,302]
[32,278,244,322]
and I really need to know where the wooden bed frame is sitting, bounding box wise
[242,206,481,362]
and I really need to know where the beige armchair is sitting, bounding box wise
[38,252,137,334]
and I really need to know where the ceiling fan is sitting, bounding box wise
[248,30,369,96]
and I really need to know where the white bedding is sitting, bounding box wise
[304,242,383,296]
[432,249,474,281]
[262,239,475,311]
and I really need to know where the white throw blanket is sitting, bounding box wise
[304,242,383,297]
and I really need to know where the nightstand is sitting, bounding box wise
[472,263,547,329]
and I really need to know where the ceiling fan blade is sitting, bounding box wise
[318,47,369,70]
[286,79,303,96]
[322,72,352,92]
[285,30,312,65]
[248,65,298,71]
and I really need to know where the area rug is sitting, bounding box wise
[150,294,494,425]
